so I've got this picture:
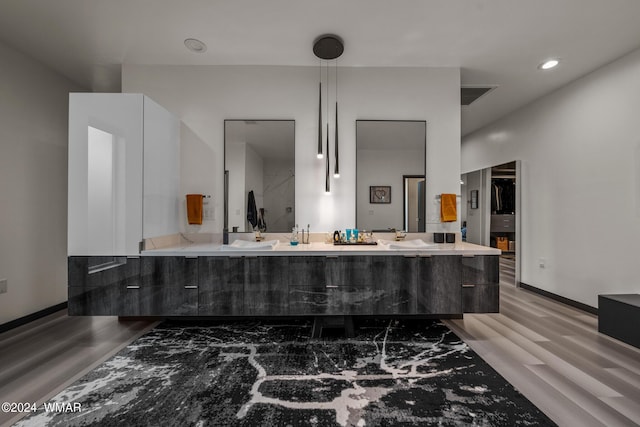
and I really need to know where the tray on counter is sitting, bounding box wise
[333,241,378,246]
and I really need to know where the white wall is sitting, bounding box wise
[143,96,181,239]
[180,125,216,232]
[122,65,461,233]
[462,47,640,308]
[0,41,84,325]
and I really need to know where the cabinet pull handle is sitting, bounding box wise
[126,285,140,289]
[326,285,339,289]
[127,256,140,259]
[184,285,198,289]
[462,284,476,288]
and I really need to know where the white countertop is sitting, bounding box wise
[141,240,500,257]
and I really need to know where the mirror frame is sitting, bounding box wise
[355,119,426,232]
[223,119,296,237]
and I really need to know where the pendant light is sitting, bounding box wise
[334,59,340,178]
[325,123,330,194]
[317,65,323,159]
[313,35,344,192]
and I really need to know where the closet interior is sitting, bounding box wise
[490,161,516,252]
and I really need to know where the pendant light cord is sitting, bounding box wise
[326,61,329,130]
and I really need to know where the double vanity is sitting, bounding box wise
[67,95,500,328]
[68,237,500,321]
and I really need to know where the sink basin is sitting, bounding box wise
[377,239,438,250]
[222,239,279,250]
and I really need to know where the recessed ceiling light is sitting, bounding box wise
[539,58,560,70]
[184,38,207,53]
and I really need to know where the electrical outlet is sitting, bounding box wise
[538,258,546,268]
[0,279,7,294]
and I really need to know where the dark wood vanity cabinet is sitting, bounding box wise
[417,255,463,315]
[325,256,374,315]
[68,256,140,316]
[69,253,499,317]
[244,256,289,315]
[288,256,332,315]
[139,256,199,316]
[371,256,417,314]
[288,256,374,315]
[198,256,244,315]
[461,255,500,313]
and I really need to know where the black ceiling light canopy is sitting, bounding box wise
[314,35,344,192]
[313,35,344,60]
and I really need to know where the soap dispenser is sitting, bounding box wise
[290,225,299,246]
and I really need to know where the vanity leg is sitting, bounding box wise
[311,316,323,338]
[311,316,355,338]
[343,316,355,338]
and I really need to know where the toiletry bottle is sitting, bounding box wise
[291,226,299,246]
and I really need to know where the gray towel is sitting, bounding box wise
[247,190,258,229]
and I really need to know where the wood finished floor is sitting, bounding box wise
[444,255,640,427]
[1,256,638,426]
[0,312,157,427]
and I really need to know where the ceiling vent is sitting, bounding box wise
[461,86,497,106]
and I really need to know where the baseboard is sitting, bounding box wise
[0,302,68,334]
[519,282,598,315]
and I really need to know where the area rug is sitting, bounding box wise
[15,319,556,426]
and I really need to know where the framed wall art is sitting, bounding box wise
[470,189,479,209]
[370,186,391,204]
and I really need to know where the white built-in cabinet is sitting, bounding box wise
[68,93,180,256]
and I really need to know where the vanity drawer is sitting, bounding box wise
[463,284,499,313]
[198,257,244,315]
[462,255,499,285]
[140,256,198,287]
[68,256,140,288]
[371,255,417,314]
[462,255,499,313]
[287,256,326,287]
[288,285,374,315]
[324,256,373,288]
[416,255,462,315]
[244,256,288,315]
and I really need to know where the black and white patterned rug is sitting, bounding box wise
[16,319,556,426]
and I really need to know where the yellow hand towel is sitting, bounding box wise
[440,193,457,222]
[186,194,203,225]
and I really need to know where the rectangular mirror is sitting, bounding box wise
[224,120,295,233]
[356,120,426,232]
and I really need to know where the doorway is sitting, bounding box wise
[462,160,521,285]
[403,175,425,232]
